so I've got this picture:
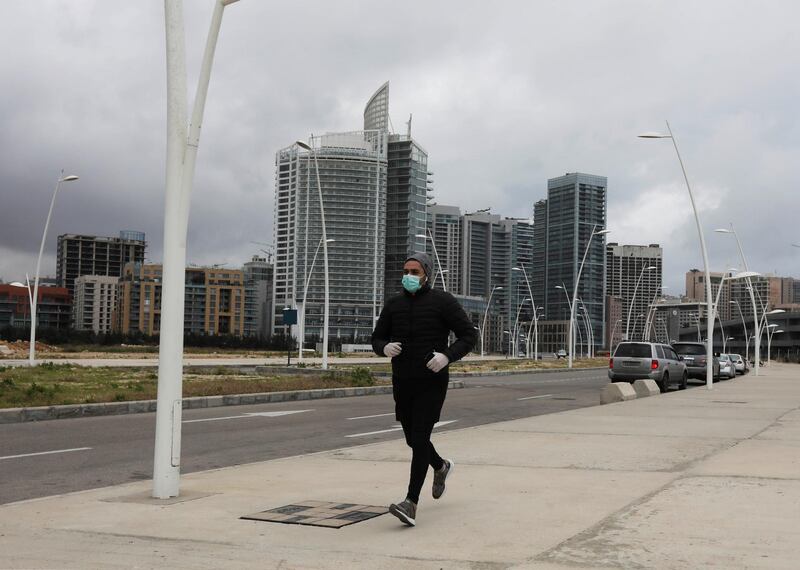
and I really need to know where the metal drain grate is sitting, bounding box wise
[241,501,387,528]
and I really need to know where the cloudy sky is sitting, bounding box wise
[1,0,798,294]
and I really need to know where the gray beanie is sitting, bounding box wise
[405,252,433,278]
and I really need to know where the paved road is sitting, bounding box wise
[0,368,628,504]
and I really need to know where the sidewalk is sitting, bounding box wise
[1,364,798,569]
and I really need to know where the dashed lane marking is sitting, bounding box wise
[183,410,313,424]
[346,412,395,420]
[516,394,555,401]
[0,447,92,461]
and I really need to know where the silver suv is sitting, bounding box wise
[609,342,688,392]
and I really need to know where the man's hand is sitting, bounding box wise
[426,351,449,373]
[383,342,403,358]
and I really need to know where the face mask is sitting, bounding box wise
[402,274,422,293]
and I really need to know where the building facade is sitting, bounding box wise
[73,275,118,334]
[0,284,71,330]
[115,263,245,336]
[685,269,731,322]
[606,243,664,341]
[273,132,387,344]
[426,204,462,292]
[56,231,146,295]
[534,173,608,352]
[243,256,273,339]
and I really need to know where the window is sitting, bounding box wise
[614,343,651,358]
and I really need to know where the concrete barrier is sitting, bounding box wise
[600,382,637,404]
[632,379,660,398]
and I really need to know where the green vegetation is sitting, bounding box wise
[0,364,388,409]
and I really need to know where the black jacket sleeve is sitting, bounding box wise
[371,301,392,357]
[440,293,478,363]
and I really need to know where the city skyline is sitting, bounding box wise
[1,2,798,296]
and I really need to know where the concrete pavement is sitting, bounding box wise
[1,363,798,569]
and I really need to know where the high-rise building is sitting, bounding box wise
[57,231,146,295]
[606,243,664,341]
[243,255,273,339]
[364,83,432,298]
[685,269,732,322]
[73,275,118,334]
[535,173,607,351]
[426,204,462,292]
[273,131,387,344]
[115,263,244,336]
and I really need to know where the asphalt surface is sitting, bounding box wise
[0,368,651,505]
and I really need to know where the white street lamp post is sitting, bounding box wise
[480,286,502,357]
[298,238,335,361]
[416,232,447,291]
[731,300,749,362]
[715,225,762,375]
[511,298,529,358]
[154,0,239,500]
[609,318,623,352]
[555,284,573,360]
[512,265,538,359]
[625,265,656,341]
[640,123,714,389]
[29,172,79,365]
[296,139,330,370]
[563,226,610,369]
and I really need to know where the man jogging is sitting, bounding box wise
[372,252,477,526]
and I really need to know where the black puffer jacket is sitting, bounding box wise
[371,283,477,382]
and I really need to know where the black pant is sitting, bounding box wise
[394,379,447,504]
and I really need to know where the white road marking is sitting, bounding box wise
[0,447,92,461]
[183,410,313,424]
[345,419,458,438]
[347,412,395,420]
[516,394,554,401]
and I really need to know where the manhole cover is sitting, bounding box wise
[241,501,387,528]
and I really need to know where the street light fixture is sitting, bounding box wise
[415,232,447,290]
[512,265,540,359]
[298,238,335,362]
[715,226,763,375]
[480,286,503,357]
[639,123,714,390]
[154,0,241,500]
[29,172,79,366]
[295,138,331,371]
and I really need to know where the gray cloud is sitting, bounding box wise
[1,0,798,294]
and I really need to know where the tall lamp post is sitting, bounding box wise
[416,232,447,291]
[512,265,539,359]
[564,226,610,369]
[295,139,330,370]
[29,172,79,365]
[298,238,335,361]
[640,123,714,389]
[731,300,749,362]
[715,225,762,375]
[480,285,502,357]
[154,0,240,500]
[625,265,656,341]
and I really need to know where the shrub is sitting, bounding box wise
[349,367,375,387]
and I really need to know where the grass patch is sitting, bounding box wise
[0,364,387,409]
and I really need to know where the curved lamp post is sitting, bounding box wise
[730,300,749,362]
[512,265,540,359]
[640,123,714,390]
[625,265,656,341]
[715,225,762,375]
[416,232,446,291]
[29,172,79,365]
[296,139,330,371]
[480,286,502,357]
[298,238,335,361]
[154,0,241,500]
[563,226,610,368]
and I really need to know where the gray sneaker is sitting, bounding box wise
[389,498,416,526]
[432,459,454,499]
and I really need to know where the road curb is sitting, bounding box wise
[0,381,465,424]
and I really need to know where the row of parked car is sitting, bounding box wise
[608,341,749,392]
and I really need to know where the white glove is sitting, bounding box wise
[426,351,450,373]
[383,342,403,358]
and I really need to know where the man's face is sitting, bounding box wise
[403,260,427,284]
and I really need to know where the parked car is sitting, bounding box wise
[556,349,567,359]
[672,342,720,381]
[729,353,747,374]
[608,342,688,392]
[718,354,736,379]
